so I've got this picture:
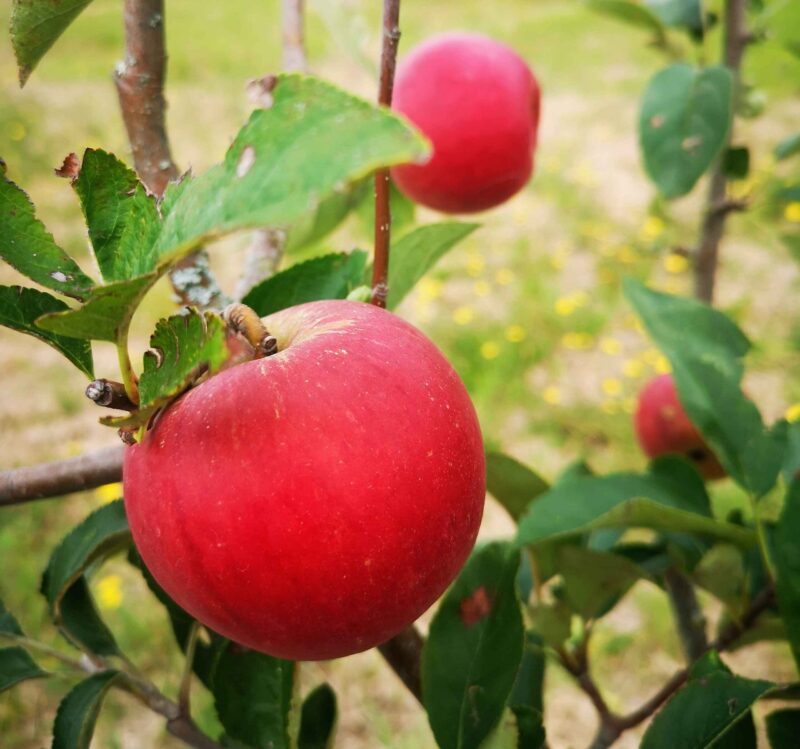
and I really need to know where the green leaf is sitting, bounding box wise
[480,707,545,749]
[508,631,545,715]
[775,481,800,675]
[517,472,755,548]
[152,74,428,263]
[587,1,667,42]
[639,64,733,198]
[0,647,48,692]
[72,149,161,282]
[41,501,130,656]
[10,0,95,86]
[486,452,549,522]
[766,709,800,748]
[36,274,157,342]
[783,421,800,486]
[623,280,749,373]
[284,180,371,254]
[692,544,746,614]
[0,286,93,376]
[243,251,368,317]
[645,0,703,31]
[775,133,800,162]
[52,670,121,749]
[138,309,227,408]
[625,280,785,497]
[422,541,524,749]
[0,175,95,299]
[641,653,772,749]
[0,599,24,636]
[723,146,750,180]
[299,683,337,749]
[557,546,648,619]
[212,643,296,749]
[386,222,479,310]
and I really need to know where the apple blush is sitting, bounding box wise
[391,32,541,214]
[634,373,726,480]
[123,300,486,660]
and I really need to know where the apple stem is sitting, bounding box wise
[223,303,278,358]
[370,0,402,308]
[85,379,138,412]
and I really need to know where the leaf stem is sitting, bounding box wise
[370,0,402,308]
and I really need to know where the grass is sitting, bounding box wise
[1,0,799,747]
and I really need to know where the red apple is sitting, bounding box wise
[391,32,541,213]
[123,300,485,660]
[634,373,726,480]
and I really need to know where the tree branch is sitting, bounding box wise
[0,447,124,507]
[114,0,227,310]
[664,567,708,662]
[370,0,402,308]
[692,0,749,303]
[567,586,775,749]
[282,0,308,73]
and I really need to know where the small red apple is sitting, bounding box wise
[391,32,541,214]
[123,300,485,660]
[634,373,726,480]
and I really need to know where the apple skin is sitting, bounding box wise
[634,373,726,480]
[123,300,485,660]
[391,33,541,214]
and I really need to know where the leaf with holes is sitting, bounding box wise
[72,149,162,282]
[299,683,338,749]
[152,74,428,263]
[422,541,524,749]
[486,452,549,522]
[640,64,733,198]
[41,501,130,655]
[385,223,479,310]
[0,175,95,299]
[10,0,96,86]
[212,642,297,749]
[243,251,369,317]
[0,648,48,693]
[0,286,93,376]
[138,309,228,408]
[52,670,122,749]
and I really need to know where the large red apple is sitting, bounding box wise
[634,373,726,480]
[123,300,485,660]
[391,32,541,214]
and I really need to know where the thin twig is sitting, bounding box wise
[114,0,227,310]
[177,621,200,717]
[282,0,308,73]
[565,586,775,749]
[664,567,708,662]
[0,447,124,507]
[370,0,402,308]
[692,0,750,302]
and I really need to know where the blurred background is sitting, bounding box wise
[1,0,799,746]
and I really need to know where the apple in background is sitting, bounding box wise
[634,373,726,480]
[123,300,486,660]
[391,32,541,214]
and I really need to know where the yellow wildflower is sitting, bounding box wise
[8,122,26,141]
[505,325,526,343]
[495,268,514,285]
[663,254,689,274]
[562,332,594,350]
[453,306,474,325]
[96,575,123,610]
[417,277,442,301]
[473,280,491,297]
[466,254,485,277]
[623,359,644,379]
[602,378,623,396]
[785,202,800,223]
[480,341,500,360]
[554,297,577,316]
[600,337,622,355]
[785,403,800,423]
[639,216,666,241]
[542,386,561,405]
[95,482,123,504]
